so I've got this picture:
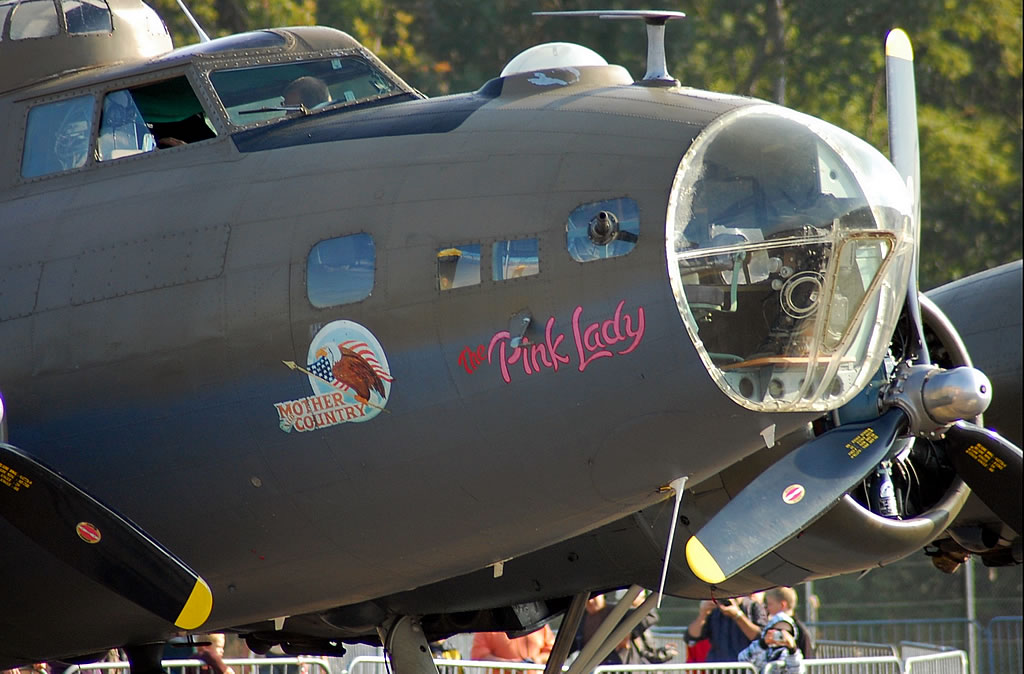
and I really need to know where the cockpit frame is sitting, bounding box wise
[3,26,420,186]
[197,44,416,132]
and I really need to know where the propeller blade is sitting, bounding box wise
[886,28,929,365]
[886,28,920,217]
[943,423,1022,536]
[685,408,907,584]
[0,443,212,629]
[887,30,1019,544]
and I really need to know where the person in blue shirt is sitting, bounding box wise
[686,594,768,662]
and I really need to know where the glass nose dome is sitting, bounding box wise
[666,105,915,412]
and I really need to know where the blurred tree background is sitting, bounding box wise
[153,0,1022,289]
[150,0,1020,642]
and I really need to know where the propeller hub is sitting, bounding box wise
[883,363,992,435]
[922,366,992,424]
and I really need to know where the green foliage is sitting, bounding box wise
[807,555,1022,625]
[151,0,314,44]
[316,0,426,87]
[370,0,651,95]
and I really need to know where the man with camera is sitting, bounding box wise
[685,593,768,662]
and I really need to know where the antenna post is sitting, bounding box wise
[534,9,685,86]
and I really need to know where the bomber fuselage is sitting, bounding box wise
[1,21,921,662]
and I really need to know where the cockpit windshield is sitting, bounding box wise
[666,105,915,412]
[210,56,400,126]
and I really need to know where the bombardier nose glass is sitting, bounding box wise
[666,106,915,412]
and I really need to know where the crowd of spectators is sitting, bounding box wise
[4,589,814,674]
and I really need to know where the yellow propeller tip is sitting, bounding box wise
[886,29,913,62]
[685,536,727,585]
[175,577,213,630]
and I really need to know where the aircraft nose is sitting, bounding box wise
[665,105,915,414]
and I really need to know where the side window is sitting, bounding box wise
[567,197,640,262]
[21,94,93,178]
[437,245,480,291]
[308,234,375,308]
[98,76,216,159]
[493,239,540,281]
[98,89,155,160]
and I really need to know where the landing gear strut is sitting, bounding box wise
[377,616,438,674]
[564,585,659,674]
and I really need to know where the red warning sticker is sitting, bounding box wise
[782,484,805,505]
[76,522,101,544]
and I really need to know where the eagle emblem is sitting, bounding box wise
[276,320,392,432]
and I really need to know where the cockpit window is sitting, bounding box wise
[22,94,93,178]
[1,0,110,38]
[8,0,58,38]
[210,57,400,126]
[62,0,110,33]
[22,76,215,177]
[98,76,216,160]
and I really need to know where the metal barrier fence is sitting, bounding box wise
[766,656,903,674]
[344,659,760,674]
[983,616,1022,674]
[903,652,968,674]
[591,664,757,674]
[64,658,333,674]
[805,621,973,654]
[814,642,898,659]
[768,652,967,674]
[54,618,1013,674]
[806,657,905,674]
[802,617,1022,674]
[344,657,761,674]
[655,618,1020,674]
[346,656,543,674]
[331,619,1017,674]
[342,655,970,674]
[342,655,760,674]
[57,651,975,674]
[898,644,952,660]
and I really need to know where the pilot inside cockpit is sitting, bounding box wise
[283,76,333,112]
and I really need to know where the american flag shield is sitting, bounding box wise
[308,355,336,384]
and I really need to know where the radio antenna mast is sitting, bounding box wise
[175,0,210,43]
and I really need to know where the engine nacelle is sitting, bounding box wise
[656,421,969,596]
